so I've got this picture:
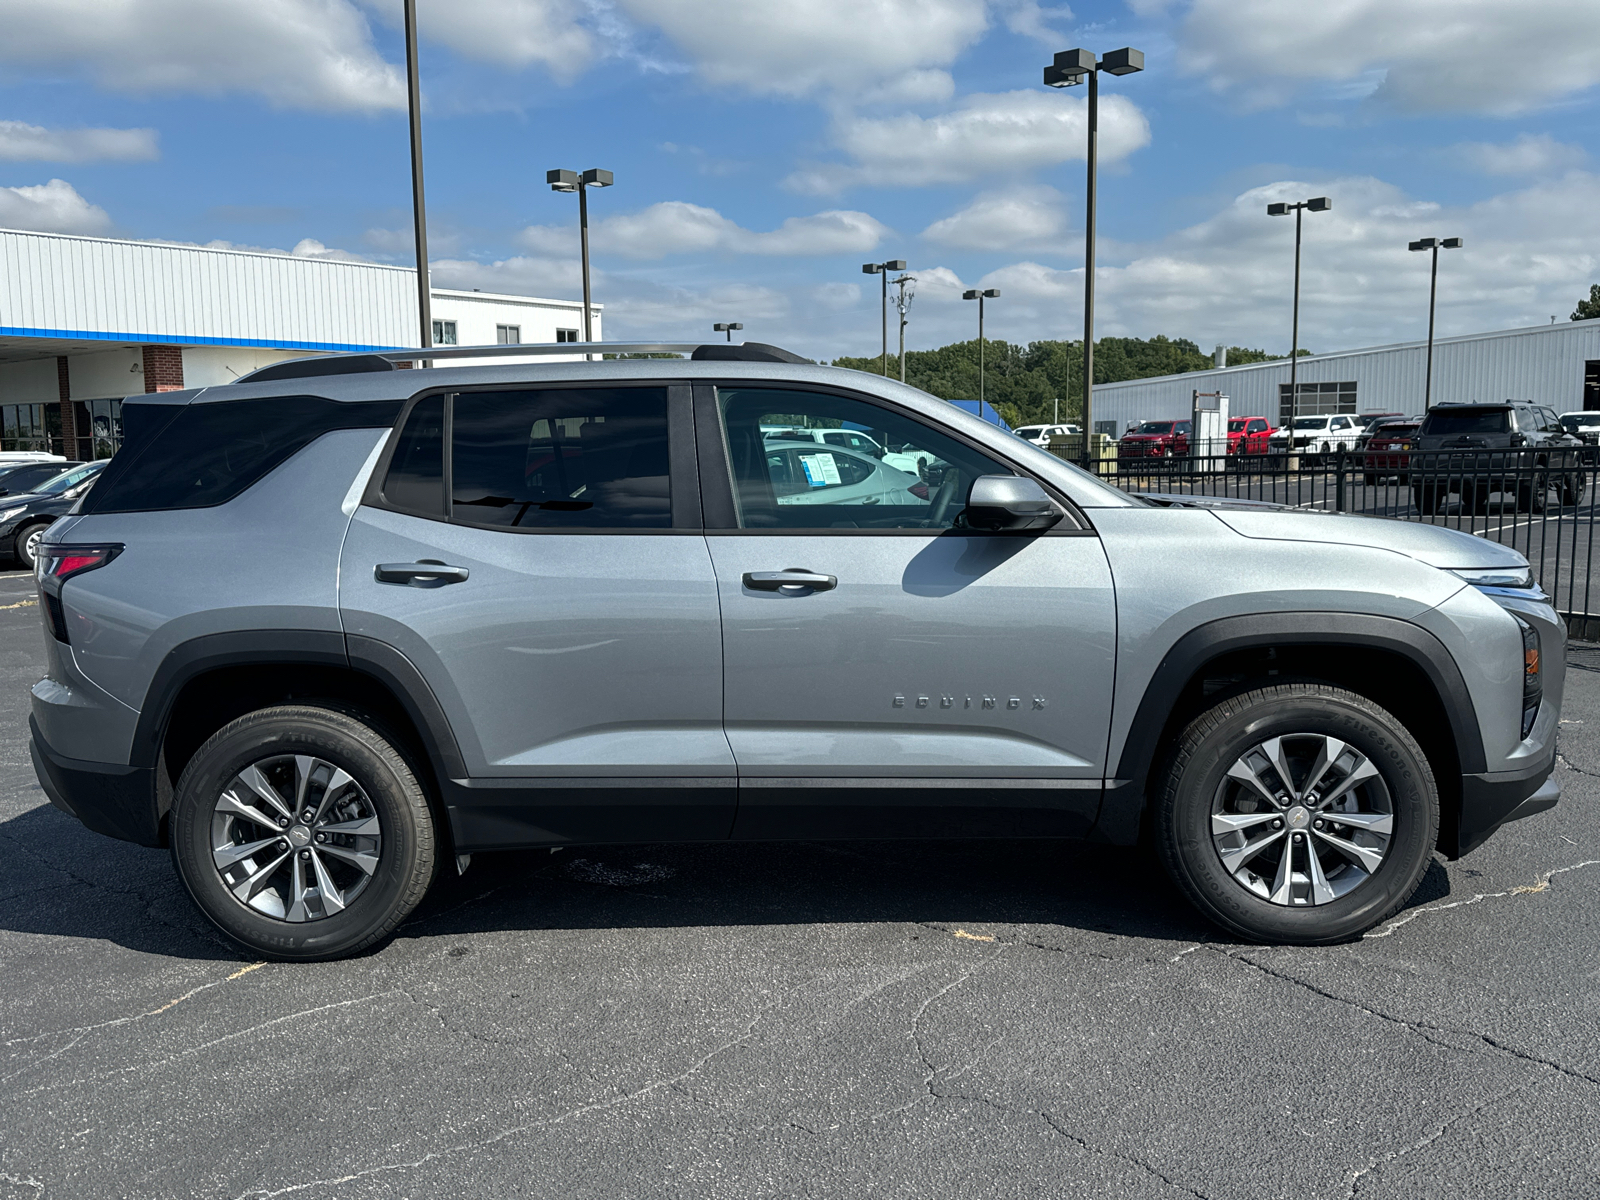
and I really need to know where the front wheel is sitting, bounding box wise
[14,520,52,570]
[1155,683,1438,944]
[170,705,438,960]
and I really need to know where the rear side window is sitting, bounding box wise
[81,395,401,514]
[450,387,671,529]
[381,395,445,516]
[1421,408,1509,436]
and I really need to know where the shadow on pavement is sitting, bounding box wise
[0,801,1455,960]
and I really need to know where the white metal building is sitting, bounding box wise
[1091,318,1600,435]
[0,227,599,456]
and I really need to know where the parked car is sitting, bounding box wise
[0,460,106,568]
[762,425,936,478]
[1118,419,1191,460]
[1408,401,1583,514]
[30,342,1561,960]
[1014,423,1080,447]
[1353,412,1404,432]
[1226,417,1274,455]
[1268,414,1363,460]
[1360,419,1422,485]
[0,451,67,466]
[0,460,85,497]
[1558,411,1600,445]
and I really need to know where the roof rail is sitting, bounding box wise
[237,340,809,384]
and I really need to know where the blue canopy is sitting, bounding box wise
[946,399,1011,431]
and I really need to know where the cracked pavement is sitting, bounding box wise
[3,565,1599,1199]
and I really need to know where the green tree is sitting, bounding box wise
[1573,285,1600,322]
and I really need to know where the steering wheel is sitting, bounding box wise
[927,470,963,527]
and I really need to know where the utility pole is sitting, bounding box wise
[893,273,916,383]
[402,0,431,362]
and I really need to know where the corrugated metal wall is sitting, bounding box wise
[1093,319,1600,431]
[0,228,419,351]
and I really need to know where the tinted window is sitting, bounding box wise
[1421,408,1509,436]
[381,395,445,516]
[38,462,103,495]
[451,387,670,529]
[1135,422,1173,435]
[717,387,1009,531]
[1249,420,1267,433]
[81,395,401,515]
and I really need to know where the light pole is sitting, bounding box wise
[1044,45,1142,460]
[713,322,743,342]
[1408,236,1463,410]
[1266,195,1331,421]
[402,0,432,361]
[963,288,1000,423]
[548,167,614,352]
[862,259,907,376]
[892,272,916,382]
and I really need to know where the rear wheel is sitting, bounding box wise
[1411,483,1438,514]
[1155,683,1437,944]
[1561,473,1586,507]
[169,705,437,960]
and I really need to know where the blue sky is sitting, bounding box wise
[1,0,1597,361]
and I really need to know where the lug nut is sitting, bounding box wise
[278,817,290,828]
[301,810,315,823]
[1294,832,1305,843]
[1272,819,1283,830]
[315,832,326,844]
[299,850,311,861]
[276,840,288,851]
[1314,819,1325,830]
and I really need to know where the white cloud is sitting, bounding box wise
[614,0,989,96]
[786,90,1150,193]
[0,120,158,163]
[1174,0,1600,115]
[359,0,595,79]
[1453,133,1587,177]
[0,0,404,112]
[518,202,889,260]
[0,179,111,235]
[922,185,1067,250]
[972,173,1600,352]
[430,254,584,297]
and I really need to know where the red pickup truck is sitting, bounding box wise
[1118,419,1191,459]
[1227,416,1275,455]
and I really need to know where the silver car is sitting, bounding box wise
[29,340,1563,960]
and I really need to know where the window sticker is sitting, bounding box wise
[798,453,841,487]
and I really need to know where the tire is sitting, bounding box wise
[1561,474,1585,507]
[1155,682,1438,944]
[1362,473,1376,487]
[14,520,51,570]
[170,705,438,961]
[1411,483,1437,515]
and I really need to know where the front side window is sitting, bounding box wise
[451,387,670,529]
[716,387,1010,531]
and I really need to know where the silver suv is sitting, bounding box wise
[28,341,1564,960]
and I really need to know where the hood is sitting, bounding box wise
[1205,505,1525,570]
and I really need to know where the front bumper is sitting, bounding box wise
[30,715,161,847]
[1455,745,1559,857]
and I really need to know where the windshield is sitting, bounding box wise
[1227,419,1246,431]
[1134,422,1173,435]
[1291,417,1329,429]
[37,463,102,495]
[1421,408,1509,436]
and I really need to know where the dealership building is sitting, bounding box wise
[1091,317,1600,434]
[0,227,598,457]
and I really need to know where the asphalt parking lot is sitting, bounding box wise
[3,563,1599,1199]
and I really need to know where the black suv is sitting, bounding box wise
[1409,401,1585,514]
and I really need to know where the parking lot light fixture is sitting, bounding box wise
[713,322,743,343]
[963,288,1000,423]
[862,260,906,376]
[1043,46,1143,460]
[1409,236,1463,411]
[1267,196,1332,420]
[548,167,613,354]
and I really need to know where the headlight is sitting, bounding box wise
[0,506,25,524]
[1513,614,1542,739]
[1449,566,1535,590]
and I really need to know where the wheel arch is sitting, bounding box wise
[138,631,465,847]
[1099,613,1484,855]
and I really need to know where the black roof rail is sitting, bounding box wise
[235,340,809,384]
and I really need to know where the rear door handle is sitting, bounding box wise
[375,560,470,586]
[742,569,837,593]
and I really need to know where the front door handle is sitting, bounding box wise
[742,568,837,593]
[375,560,471,587]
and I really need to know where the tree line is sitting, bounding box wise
[830,335,1292,430]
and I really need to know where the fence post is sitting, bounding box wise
[1334,448,1346,512]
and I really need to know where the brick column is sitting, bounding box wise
[141,345,185,392]
[56,356,76,457]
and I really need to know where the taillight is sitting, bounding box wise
[36,543,122,645]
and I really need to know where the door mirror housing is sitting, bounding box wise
[962,475,1063,533]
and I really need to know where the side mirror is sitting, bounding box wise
[962,475,1063,533]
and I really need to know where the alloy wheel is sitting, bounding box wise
[1210,733,1394,906]
[22,525,45,567]
[210,754,383,922]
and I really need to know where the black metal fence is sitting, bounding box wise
[1061,445,1600,623]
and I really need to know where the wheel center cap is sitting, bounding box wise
[288,824,312,847]
[1286,806,1311,829]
